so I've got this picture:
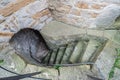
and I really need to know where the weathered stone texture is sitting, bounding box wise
[75,1,89,9]
[22,64,59,80]
[91,4,101,9]
[48,0,120,29]
[0,0,35,17]
[0,0,52,42]
[59,65,90,80]
[32,9,50,20]
[0,0,17,8]
[95,4,120,29]
[97,0,120,4]
[95,41,117,80]
[0,0,120,40]
[70,8,81,16]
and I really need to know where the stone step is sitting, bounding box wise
[55,47,66,64]
[89,38,108,63]
[61,42,77,64]
[69,41,83,63]
[78,39,89,63]
[82,38,107,63]
[49,49,58,64]
[69,40,89,63]
[81,38,102,63]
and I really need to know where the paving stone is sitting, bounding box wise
[22,64,58,80]
[59,65,103,80]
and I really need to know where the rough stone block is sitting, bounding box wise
[56,5,72,14]
[32,9,50,20]
[95,4,120,29]
[69,41,84,63]
[75,1,89,9]
[0,0,16,8]
[0,0,51,34]
[95,41,116,80]
[81,39,101,62]
[0,0,35,17]
[59,65,91,80]
[22,64,58,80]
[70,9,81,16]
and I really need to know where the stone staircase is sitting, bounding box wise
[42,35,108,66]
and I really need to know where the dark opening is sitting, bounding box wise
[9,28,50,65]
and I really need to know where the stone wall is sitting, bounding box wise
[49,0,120,29]
[0,0,53,42]
[0,0,120,42]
